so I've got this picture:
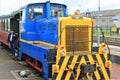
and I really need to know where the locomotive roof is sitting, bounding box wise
[20,1,66,9]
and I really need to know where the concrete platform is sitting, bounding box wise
[0,46,44,80]
[0,46,23,80]
[111,63,120,80]
[109,45,120,64]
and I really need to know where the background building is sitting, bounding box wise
[83,9,120,29]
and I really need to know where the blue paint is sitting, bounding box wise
[19,1,67,79]
[19,41,50,79]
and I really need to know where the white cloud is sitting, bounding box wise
[0,0,120,15]
[81,0,120,12]
[100,0,120,10]
[81,0,98,12]
[0,0,48,15]
[0,0,19,15]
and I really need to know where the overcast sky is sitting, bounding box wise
[0,0,120,15]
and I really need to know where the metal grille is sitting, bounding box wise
[65,26,92,52]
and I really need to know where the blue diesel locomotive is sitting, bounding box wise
[17,1,111,80]
[19,1,67,79]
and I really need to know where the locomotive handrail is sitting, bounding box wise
[74,40,92,43]
[100,28,110,60]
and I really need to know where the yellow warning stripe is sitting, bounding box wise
[103,53,108,60]
[87,55,101,79]
[64,56,78,80]
[75,56,86,80]
[74,56,82,80]
[54,54,110,80]
[96,54,109,80]
[56,56,70,80]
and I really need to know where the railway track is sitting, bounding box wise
[93,36,120,46]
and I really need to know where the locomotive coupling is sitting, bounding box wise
[79,63,96,80]
[80,63,96,74]
[66,65,77,79]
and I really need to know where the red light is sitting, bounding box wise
[61,46,64,49]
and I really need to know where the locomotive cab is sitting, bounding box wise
[19,1,66,41]
[19,1,67,79]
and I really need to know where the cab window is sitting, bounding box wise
[50,6,64,17]
[29,6,43,20]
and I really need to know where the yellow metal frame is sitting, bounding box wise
[52,14,111,80]
[56,16,92,62]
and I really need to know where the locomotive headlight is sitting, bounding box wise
[60,45,66,55]
[61,50,65,55]
[102,47,109,53]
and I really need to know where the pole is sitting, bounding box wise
[97,0,100,46]
[0,0,1,13]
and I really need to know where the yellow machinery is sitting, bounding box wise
[52,12,112,80]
